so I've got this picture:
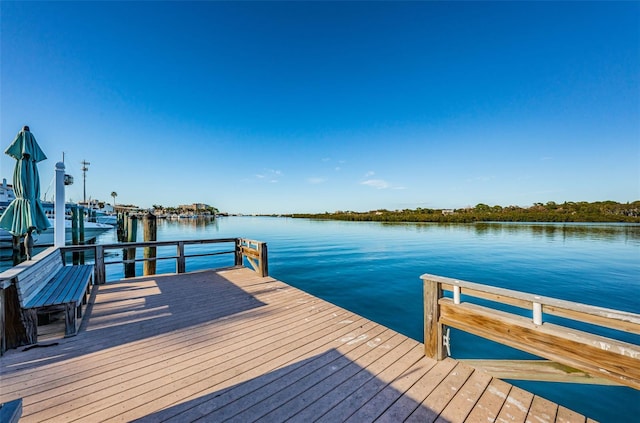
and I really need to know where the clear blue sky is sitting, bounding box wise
[1,1,638,214]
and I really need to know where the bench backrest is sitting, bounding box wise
[11,248,64,307]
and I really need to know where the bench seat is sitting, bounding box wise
[24,265,93,309]
[6,248,94,342]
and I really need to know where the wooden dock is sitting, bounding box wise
[0,267,593,422]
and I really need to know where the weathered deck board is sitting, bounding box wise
[0,267,594,422]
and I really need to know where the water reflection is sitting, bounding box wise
[158,216,218,230]
[374,220,640,243]
[471,222,640,242]
[154,216,219,240]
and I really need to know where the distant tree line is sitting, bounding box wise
[152,204,219,216]
[290,201,640,223]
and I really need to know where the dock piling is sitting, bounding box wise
[143,212,157,276]
[124,215,137,278]
[71,205,79,264]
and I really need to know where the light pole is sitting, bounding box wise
[81,160,90,205]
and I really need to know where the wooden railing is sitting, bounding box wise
[60,237,268,284]
[422,273,640,389]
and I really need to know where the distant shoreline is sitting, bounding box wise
[286,200,640,224]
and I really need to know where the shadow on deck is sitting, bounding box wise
[2,267,269,373]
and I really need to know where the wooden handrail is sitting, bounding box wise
[422,273,640,334]
[236,238,268,277]
[421,273,640,389]
[59,237,268,284]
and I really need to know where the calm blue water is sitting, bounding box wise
[10,217,640,421]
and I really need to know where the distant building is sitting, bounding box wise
[79,199,115,213]
[179,203,210,211]
[0,178,15,207]
[441,209,455,215]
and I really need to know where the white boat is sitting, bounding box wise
[0,217,114,246]
[95,212,117,225]
[1,199,115,246]
[0,174,115,246]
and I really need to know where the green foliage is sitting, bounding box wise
[292,201,640,223]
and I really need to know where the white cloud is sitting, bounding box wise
[361,179,390,189]
[308,177,326,184]
[257,169,281,182]
[364,171,375,177]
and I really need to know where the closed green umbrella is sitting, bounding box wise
[0,126,50,236]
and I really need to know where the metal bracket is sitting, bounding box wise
[443,327,451,357]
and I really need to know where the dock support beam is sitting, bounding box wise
[423,278,446,360]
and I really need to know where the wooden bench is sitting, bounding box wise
[10,248,93,342]
[0,399,22,423]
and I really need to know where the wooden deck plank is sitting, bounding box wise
[204,325,397,422]
[265,332,409,423]
[464,377,513,422]
[496,385,535,423]
[1,280,321,399]
[260,329,405,422]
[258,340,424,422]
[405,361,475,422]
[29,304,356,421]
[314,342,426,422]
[153,326,397,422]
[0,267,595,423]
[340,353,439,422]
[1,289,325,396]
[526,395,559,423]
[556,405,587,423]
[435,366,494,423]
[63,274,368,420]
[116,316,381,422]
[1,272,294,374]
[374,357,459,422]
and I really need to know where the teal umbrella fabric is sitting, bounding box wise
[0,126,50,236]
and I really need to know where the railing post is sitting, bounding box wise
[453,284,461,304]
[258,242,268,277]
[234,238,243,267]
[176,241,186,274]
[423,277,446,360]
[94,245,105,285]
[533,297,543,325]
